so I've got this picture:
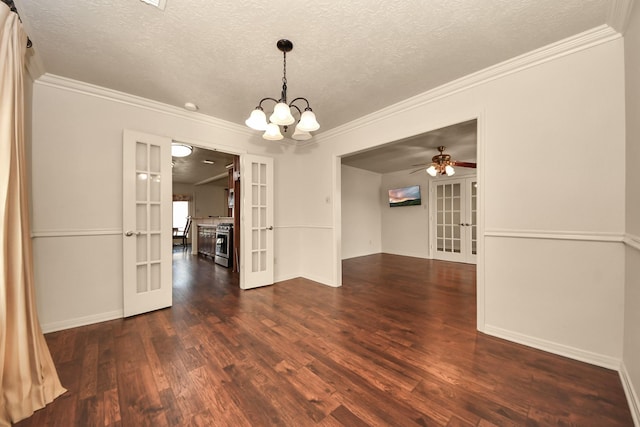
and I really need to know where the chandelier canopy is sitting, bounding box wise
[245,39,320,141]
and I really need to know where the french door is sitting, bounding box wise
[240,154,274,289]
[122,130,173,316]
[430,176,477,264]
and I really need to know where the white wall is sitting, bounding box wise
[29,76,303,331]
[297,29,626,368]
[173,182,228,218]
[342,161,477,261]
[340,165,382,259]
[380,170,430,258]
[624,1,640,423]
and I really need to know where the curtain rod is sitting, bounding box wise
[2,0,32,48]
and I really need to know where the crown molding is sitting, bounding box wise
[608,0,635,34]
[315,24,621,144]
[34,73,254,138]
[24,47,45,81]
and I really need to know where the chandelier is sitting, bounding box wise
[245,39,320,141]
[426,146,456,176]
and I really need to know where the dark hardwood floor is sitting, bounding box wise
[16,252,633,426]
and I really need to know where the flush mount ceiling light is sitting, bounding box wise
[246,39,320,141]
[184,102,199,112]
[171,143,192,157]
[139,0,167,10]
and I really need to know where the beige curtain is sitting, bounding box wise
[0,4,66,425]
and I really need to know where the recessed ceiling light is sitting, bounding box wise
[139,0,166,10]
[184,102,199,112]
[203,160,215,165]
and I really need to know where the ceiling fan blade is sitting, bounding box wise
[409,168,425,174]
[411,162,430,167]
[451,161,476,168]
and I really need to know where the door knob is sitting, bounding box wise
[266,226,274,231]
[124,231,141,236]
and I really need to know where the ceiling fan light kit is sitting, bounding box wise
[246,39,320,141]
[415,146,476,177]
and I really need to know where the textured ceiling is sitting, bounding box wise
[342,120,477,174]
[171,146,236,185]
[16,0,613,135]
[15,1,620,176]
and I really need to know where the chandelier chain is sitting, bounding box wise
[281,51,288,102]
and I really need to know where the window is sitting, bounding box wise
[172,201,189,230]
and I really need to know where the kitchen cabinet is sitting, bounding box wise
[197,224,216,258]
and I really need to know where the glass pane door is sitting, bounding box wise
[122,130,172,317]
[436,182,462,255]
[431,176,477,264]
[470,179,477,256]
[241,154,274,289]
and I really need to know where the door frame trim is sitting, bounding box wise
[333,114,485,332]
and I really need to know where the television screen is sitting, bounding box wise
[388,185,421,207]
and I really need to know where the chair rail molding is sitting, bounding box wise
[624,233,640,252]
[32,228,123,238]
[484,228,624,243]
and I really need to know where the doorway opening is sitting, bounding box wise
[171,145,240,287]
[337,117,482,327]
[340,119,477,262]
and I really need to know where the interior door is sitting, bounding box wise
[240,154,274,289]
[122,130,173,316]
[430,176,477,264]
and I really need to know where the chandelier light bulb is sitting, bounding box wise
[270,102,295,126]
[426,165,437,177]
[245,108,268,130]
[297,110,320,132]
[292,126,312,141]
[263,123,284,140]
[445,165,455,176]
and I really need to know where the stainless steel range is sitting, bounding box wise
[214,223,233,268]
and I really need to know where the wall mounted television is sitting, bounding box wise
[388,185,421,207]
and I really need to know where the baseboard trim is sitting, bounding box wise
[483,324,621,370]
[41,310,123,334]
[620,362,640,426]
[301,273,339,288]
[274,272,300,283]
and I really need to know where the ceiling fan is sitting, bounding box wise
[410,146,476,176]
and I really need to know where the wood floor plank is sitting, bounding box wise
[15,252,634,426]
